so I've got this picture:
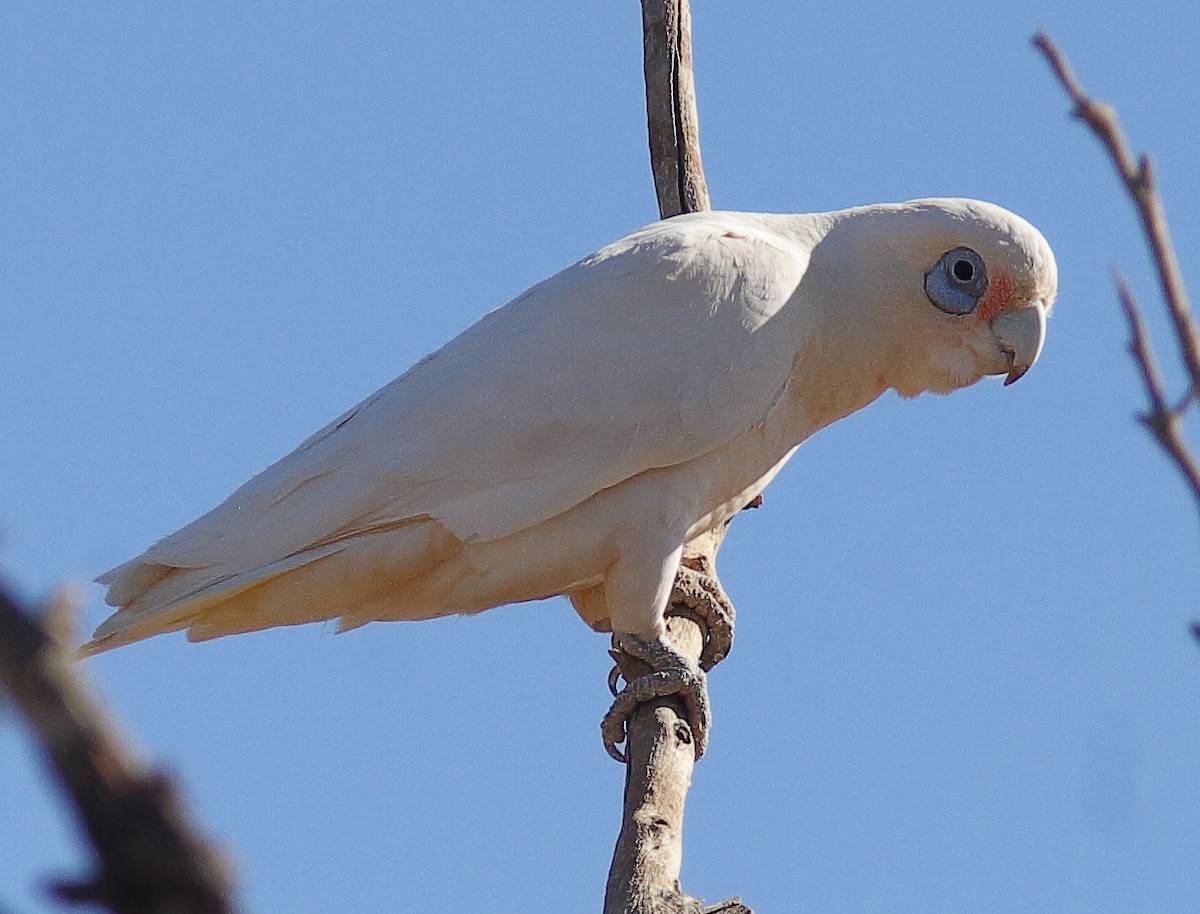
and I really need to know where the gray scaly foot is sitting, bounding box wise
[671,562,735,672]
[602,633,710,762]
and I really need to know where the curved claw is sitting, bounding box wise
[607,661,622,698]
[602,709,629,763]
[671,565,735,672]
[601,634,711,763]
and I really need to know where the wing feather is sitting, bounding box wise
[100,211,812,612]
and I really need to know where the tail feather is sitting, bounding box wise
[81,542,349,656]
[96,559,174,608]
[83,518,462,655]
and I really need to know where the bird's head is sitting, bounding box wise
[808,198,1057,399]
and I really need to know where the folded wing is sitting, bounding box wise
[92,212,812,648]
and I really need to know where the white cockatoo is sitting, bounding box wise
[86,198,1056,759]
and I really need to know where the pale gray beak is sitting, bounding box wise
[990,300,1047,386]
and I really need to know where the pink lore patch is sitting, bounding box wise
[976,270,1013,323]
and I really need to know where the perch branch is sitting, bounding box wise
[640,0,711,217]
[605,526,751,914]
[1033,32,1200,518]
[604,3,751,913]
[0,580,234,914]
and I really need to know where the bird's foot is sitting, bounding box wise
[602,633,710,763]
[671,562,735,672]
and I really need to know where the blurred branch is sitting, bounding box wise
[0,580,235,914]
[1034,33,1200,518]
[603,4,751,913]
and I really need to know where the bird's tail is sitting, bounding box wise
[82,519,463,656]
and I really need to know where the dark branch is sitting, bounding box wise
[1034,32,1200,522]
[640,0,711,217]
[1115,273,1200,507]
[0,581,235,914]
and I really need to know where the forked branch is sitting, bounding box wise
[1034,32,1200,518]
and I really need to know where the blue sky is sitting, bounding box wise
[3,3,1199,912]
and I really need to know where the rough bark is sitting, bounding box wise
[604,527,751,914]
[604,616,705,914]
[0,582,235,914]
[640,0,711,218]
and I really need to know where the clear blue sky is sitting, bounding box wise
[4,3,1199,912]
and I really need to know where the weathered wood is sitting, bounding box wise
[605,527,752,914]
[640,0,711,218]
[604,617,705,914]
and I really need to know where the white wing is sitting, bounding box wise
[99,211,812,615]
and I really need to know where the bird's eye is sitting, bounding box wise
[925,247,988,315]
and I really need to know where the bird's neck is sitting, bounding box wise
[762,211,912,436]
[778,296,892,445]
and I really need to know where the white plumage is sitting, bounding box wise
[86,199,1056,658]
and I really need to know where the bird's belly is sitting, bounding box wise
[667,423,800,537]
[378,424,805,629]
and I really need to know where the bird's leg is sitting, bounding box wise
[600,508,752,762]
[602,632,710,763]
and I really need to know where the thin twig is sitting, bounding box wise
[1114,273,1200,508]
[1034,32,1200,520]
[0,580,235,914]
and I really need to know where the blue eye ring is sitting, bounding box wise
[925,247,988,315]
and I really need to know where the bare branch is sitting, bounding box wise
[605,524,752,914]
[1034,32,1200,521]
[1033,33,1199,392]
[0,580,235,914]
[1115,273,1200,506]
[605,617,704,914]
[640,0,711,217]
[1115,271,1173,420]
